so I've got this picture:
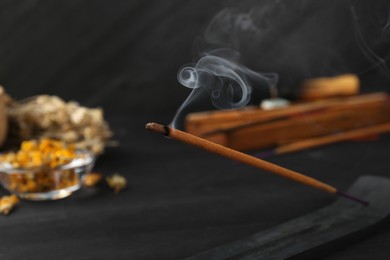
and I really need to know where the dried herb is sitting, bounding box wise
[0,195,20,215]
[106,173,127,193]
[7,95,113,155]
[82,172,103,187]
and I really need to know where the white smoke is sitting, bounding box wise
[171,49,278,128]
[171,0,390,129]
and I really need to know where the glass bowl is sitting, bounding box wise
[0,150,94,200]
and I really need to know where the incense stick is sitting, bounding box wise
[256,122,390,158]
[146,122,368,206]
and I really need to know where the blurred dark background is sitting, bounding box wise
[0,0,390,115]
[1,2,390,259]
[0,0,227,114]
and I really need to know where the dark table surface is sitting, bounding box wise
[1,113,389,260]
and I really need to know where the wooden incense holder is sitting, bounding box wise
[186,175,390,260]
[185,92,390,151]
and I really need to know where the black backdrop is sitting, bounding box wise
[0,0,231,114]
[1,0,390,114]
[1,1,390,259]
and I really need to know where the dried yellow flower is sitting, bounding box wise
[0,139,80,194]
[82,172,103,187]
[106,173,127,193]
[0,139,76,169]
[0,195,20,215]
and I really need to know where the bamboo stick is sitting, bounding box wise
[146,122,368,206]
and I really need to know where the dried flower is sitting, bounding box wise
[7,94,113,155]
[0,139,76,168]
[106,173,127,193]
[0,139,81,193]
[82,172,103,187]
[0,195,20,215]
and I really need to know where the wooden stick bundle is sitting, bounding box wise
[146,122,368,206]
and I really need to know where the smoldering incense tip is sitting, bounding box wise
[145,122,157,130]
[145,122,163,133]
[145,122,169,136]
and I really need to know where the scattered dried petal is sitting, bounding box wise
[106,173,127,193]
[82,172,103,187]
[0,195,20,215]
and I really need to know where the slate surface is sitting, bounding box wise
[188,176,390,259]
